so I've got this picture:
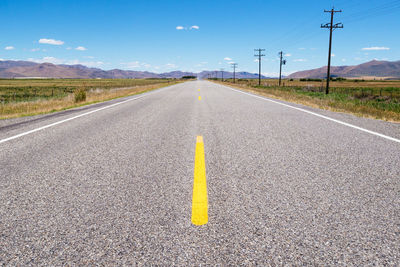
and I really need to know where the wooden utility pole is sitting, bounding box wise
[254,49,265,86]
[278,51,286,86]
[321,8,343,94]
[231,63,238,83]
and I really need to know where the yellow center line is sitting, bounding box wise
[198,89,200,92]
[191,136,208,226]
[198,96,201,100]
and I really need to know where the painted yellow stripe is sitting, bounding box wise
[191,136,208,225]
[198,89,200,91]
[198,96,201,100]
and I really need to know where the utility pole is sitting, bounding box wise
[278,51,287,86]
[220,68,224,82]
[254,48,265,86]
[321,7,343,94]
[231,63,238,83]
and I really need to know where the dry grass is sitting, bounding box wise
[214,80,400,123]
[0,82,177,119]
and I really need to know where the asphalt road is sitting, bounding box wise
[1,81,399,265]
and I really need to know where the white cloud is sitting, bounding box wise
[224,57,232,61]
[83,56,95,59]
[5,46,15,50]
[294,59,307,62]
[66,47,72,50]
[176,25,199,30]
[331,53,335,57]
[31,48,40,52]
[121,61,141,68]
[121,61,152,69]
[341,58,346,62]
[373,57,389,61]
[362,47,390,51]
[195,62,208,67]
[67,59,104,67]
[298,48,306,50]
[30,56,64,64]
[28,56,104,67]
[262,72,287,78]
[284,53,292,57]
[165,63,177,69]
[75,46,87,51]
[39,38,64,45]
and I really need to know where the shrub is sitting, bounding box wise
[300,78,323,82]
[74,88,86,103]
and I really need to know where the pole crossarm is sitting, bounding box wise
[321,23,344,29]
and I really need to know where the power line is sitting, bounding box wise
[341,0,400,23]
[254,49,265,86]
[266,0,398,54]
[268,0,358,48]
[321,8,343,94]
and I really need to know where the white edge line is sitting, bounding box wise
[222,84,400,144]
[0,86,173,145]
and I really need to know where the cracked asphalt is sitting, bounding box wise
[1,81,399,265]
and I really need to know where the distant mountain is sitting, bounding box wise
[0,60,267,79]
[198,71,267,79]
[0,60,38,69]
[288,60,400,79]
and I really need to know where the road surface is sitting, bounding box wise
[1,81,399,265]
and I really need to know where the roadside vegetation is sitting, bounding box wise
[211,78,400,122]
[0,78,177,119]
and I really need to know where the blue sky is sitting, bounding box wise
[1,0,399,76]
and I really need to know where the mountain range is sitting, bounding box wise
[0,60,266,79]
[288,60,400,79]
[1,59,399,79]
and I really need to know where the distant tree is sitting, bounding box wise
[182,76,197,79]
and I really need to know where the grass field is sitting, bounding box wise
[0,79,176,119]
[213,78,400,122]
